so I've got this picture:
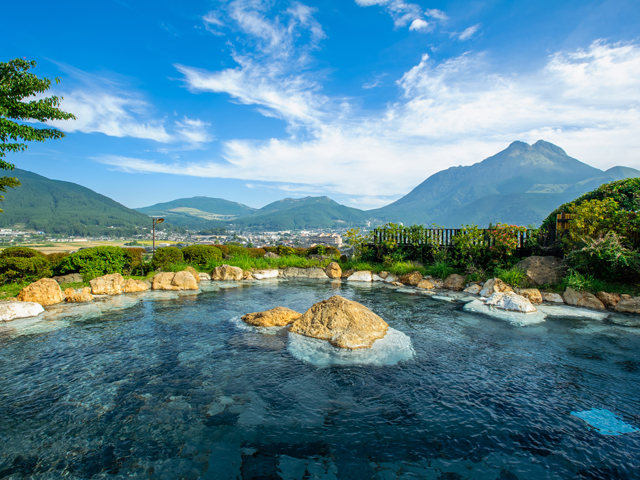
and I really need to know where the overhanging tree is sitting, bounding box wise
[0,58,76,211]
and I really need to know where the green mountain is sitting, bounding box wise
[0,169,152,236]
[229,196,370,231]
[136,196,256,228]
[370,140,640,227]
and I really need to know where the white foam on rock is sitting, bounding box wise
[537,305,610,321]
[464,299,547,325]
[229,316,285,336]
[287,327,414,367]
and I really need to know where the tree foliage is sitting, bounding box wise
[0,58,75,210]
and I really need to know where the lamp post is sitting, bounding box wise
[152,217,164,255]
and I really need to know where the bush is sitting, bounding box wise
[152,247,184,271]
[426,261,456,280]
[0,247,46,259]
[214,244,229,256]
[226,245,247,257]
[494,266,528,288]
[246,248,266,258]
[560,270,606,293]
[306,245,340,257]
[0,256,51,283]
[56,246,128,280]
[275,245,296,256]
[46,252,69,265]
[565,232,640,280]
[182,245,223,265]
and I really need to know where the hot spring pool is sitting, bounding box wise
[0,281,639,479]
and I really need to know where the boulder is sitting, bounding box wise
[614,296,640,314]
[289,295,388,349]
[443,274,466,291]
[184,266,200,284]
[0,301,44,322]
[123,279,151,293]
[479,278,513,297]
[199,272,212,281]
[52,273,83,284]
[431,278,444,289]
[485,292,537,313]
[372,273,384,282]
[384,274,399,284]
[563,287,605,310]
[211,264,244,281]
[341,269,355,279]
[515,288,543,305]
[243,271,254,280]
[347,271,373,282]
[264,252,280,259]
[515,256,565,286]
[241,307,301,327]
[542,292,565,304]
[253,269,279,280]
[152,271,199,291]
[596,291,621,309]
[63,287,75,297]
[325,262,342,279]
[463,284,482,295]
[399,271,423,286]
[378,271,389,279]
[90,273,125,295]
[417,279,435,290]
[281,267,329,279]
[66,291,94,303]
[17,278,64,306]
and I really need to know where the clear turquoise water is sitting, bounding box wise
[0,281,639,479]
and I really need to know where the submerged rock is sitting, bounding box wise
[479,278,513,297]
[444,274,466,291]
[563,288,605,310]
[241,307,301,327]
[536,305,610,321]
[464,299,547,325]
[516,288,543,305]
[485,292,537,313]
[212,264,244,281]
[346,270,372,282]
[289,295,388,349]
[515,256,565,286]
[17,278,64,306]
[0,301,44,322]
[152,271,199,291]
[399,271,423,286]
[325,262,342,279]
[90,273,125,295]
[253,269,279,280]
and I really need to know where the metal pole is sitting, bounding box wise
[152,219,156,255]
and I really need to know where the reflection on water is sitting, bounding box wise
[0,280,639,479]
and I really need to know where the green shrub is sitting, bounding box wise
[214,244,229,256]
[275,245,296,256]
[565,232,639,280]
[226,245,247,257]
[246,248,266,258]
[426,261,455,280]
[0,256,51,283]
[0,247,46,259]
[56,246,128,280]
[560,270,606,293]
[182,245,223,265]
[494,266,528,288]
[152,247,184,271]
[306,245,340,257]
[46,252,69,266]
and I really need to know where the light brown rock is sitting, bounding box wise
[443,274,466,291]
[541,292,565,304]
[325,262,342,279]
[243,271,254,280]
[63,288,75,297]
[379,271,389,279]
[211,264,244,281]
[479,278,513,297]
[515,256,565,286]
[463,284,482,295]
[152,271,199,291]
[341,269,355,279]
[90,273,125,295]
[17,278,64,306]
[515,288,543,305]
[66,291,94,303]
[614,296,640,314]
[417,279,435,290]
[241,307,301,327]
[563,287,605,310]
[289,295,388,350]
[184,266,200,284]
[596,291,621,309]
[123,279,151,293]
[399,271,423,286]
[391,281,404,287]
[81,287,92,294]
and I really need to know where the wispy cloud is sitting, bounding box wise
[354,0,446,31]
[458,23,481,41]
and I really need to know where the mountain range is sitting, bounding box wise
[2,140,638,234]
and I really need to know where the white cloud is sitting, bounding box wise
[425,9,448,21]
[458,23,481,41]
[175,117,214,145]
[354,0,389,5]
[141,39,640,209]
[409,19,430,32]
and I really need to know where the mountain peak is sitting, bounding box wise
[532,140,567,156]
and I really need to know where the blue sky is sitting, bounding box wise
[3,0,640,210]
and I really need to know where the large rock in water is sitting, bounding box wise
[90,273,125,295]
[211,264,243,281]
[152,271,199,291]
[242,307,302,327]
[289,296,388,350]
[479,278,513,297]
[325,262,342,279]
[123,279,151,293]
[347,270,373,282]
[515,256,565,286]
[17,278,64,306]
[64,287,94,303]
[253,269,279,280]
[0,301,44,322]
[399,271,423,286]
[614,295,640,314]
[596,291,620,309]
[515,288,543,305]
[444,274,466,291]
[281,267,328,279]
[184,267,200,284]
[563,287,605,310]
[485,292,537,313]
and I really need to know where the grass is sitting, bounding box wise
[494,266,529,288]
[206,254,333,272]
[425,261,456,280]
